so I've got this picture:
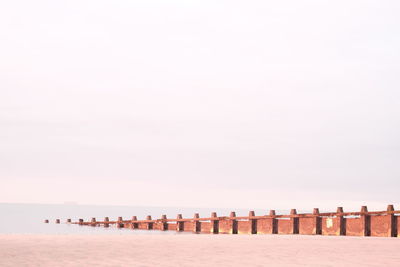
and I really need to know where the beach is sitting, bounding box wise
[1,234,399,266]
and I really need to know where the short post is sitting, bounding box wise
[44,219,49,223]
[117,217,124,228]
[230,211,238,234]
[161,215,168,231]
[176,214,184,231]
[131,216,138,229]
[313,208,322,235]
[290,209,299,234]
[146,215,153,230]
[91,217,96,226]
[249,211,257,234]
[104,217,109,228]
[211,212,219,234]
[66,219,71,223]
[361,206,370,236]
[55,219,60,224]
[337,207,346,235]
[193,213,201,233]
[79,219,84,225]
[270,210,278,234]
[387,204,397,237]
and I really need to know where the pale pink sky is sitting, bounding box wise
[0,0,399,210]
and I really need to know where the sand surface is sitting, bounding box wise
[1,234,399,266]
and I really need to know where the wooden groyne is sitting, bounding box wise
[51,205,400,237]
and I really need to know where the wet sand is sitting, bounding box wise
[0,234,399,266]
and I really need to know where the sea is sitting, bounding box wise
[0,203,288,235]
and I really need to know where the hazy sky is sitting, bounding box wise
[1,0,399,210]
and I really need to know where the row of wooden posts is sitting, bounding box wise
[46,205,400,237]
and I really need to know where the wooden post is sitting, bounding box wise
[66,219,71,223]
[146,215,153,230]
[44,219,49,223]
[290,209,299,234]
[117,217,124,228]
[132,216,138,229]
[177,214,184,232]
[104,217,109,228]
[249,211,257,234]
[161,215,168,231]
[337,207,346,235]
[361,206,370,236]
[55,219,60,224]
[270,210,278,234]
[387,204,397,237]
[230,211,238,234]
[79,219,84,225]
[193,213,201,233]
[211,212,219,234]
[313,208,322,235]
[91,217,96,226]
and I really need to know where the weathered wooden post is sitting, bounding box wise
[146,215,153,230]
[313,208,322,235]
[290,209,299,234]
[211,212,219,234]
[91,217,96,226]
[161,215,168,231]
[361,206,371,236]
[104,217,109,228]
[387,204,397,237]
[79,219,84,225]
[249,211,257,234]
[66,219,71,223]
[270,210,278,234]
[117,217,124,228]
[44,219,49,223]
[193,213,201,233]
[55,219,60,224]
[177,214,184,232]
[131,216,138,229]
[230,211,238,234]
[337,207,346,235]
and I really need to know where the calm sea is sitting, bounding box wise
[0,203,286,235]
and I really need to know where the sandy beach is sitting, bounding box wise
[1,234,399,267]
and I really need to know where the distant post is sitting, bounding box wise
[249,211,257,234]
[193,213,201,233]
[211,212,219,234]
[230,212,238,234]
[177,214,184,231]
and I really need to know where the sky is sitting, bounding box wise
[1,0,399,211]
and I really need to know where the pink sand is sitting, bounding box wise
[1,234,399,266]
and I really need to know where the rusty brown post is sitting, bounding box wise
[44,219,49,223]
[177,214,184,232]
[79,219,84,225]
[104,217,109,228]
[387,204,397,237]
[131,216,138,229]
[290,209,299,234]
[313,208,322,235]
[55,219,60,224]
[270,210,278,234]
[249,211,257,234]
[211,212,219,234]
[337,207,346,235]
[193,213,201,233]
[91,217,96,226]
[361,206,371,236]
[117,217,124,228]
[66,219,71,223]
[146,215,153,230]
[161,215,168,231]
[230,211,238,234]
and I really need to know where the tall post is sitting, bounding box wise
[361,206,370,236]
[249,211,257,234]
[193,213,201,233]
[117,217,124,228]
[211,212,219,234]
[131,216,138,229]
[161,215,168,231]
[313,208,322,235]
[270,210,278,234]
[146,215,153,230]
[290,209,299,234]
[337,207,345,235]
[177,214,184,232]
[387,204,397,237]
[230,211,238,234]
